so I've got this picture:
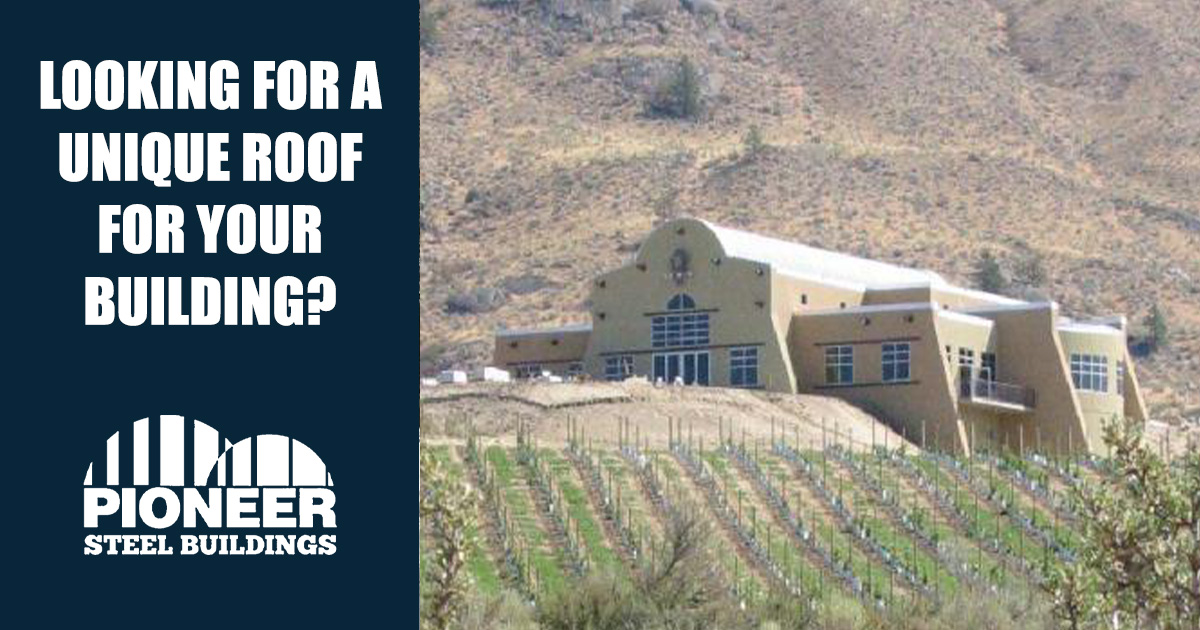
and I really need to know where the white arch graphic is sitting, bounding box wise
[83,417,332,488]
[199,435,333,487]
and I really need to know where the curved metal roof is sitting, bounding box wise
[701,219,947,289]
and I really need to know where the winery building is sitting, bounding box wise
[494,217,1147,456]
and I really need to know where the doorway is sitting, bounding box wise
[653,351,710,386]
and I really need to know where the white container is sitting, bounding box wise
[437,370,468,385]
[472,367,512,383]
[420,378,439,388]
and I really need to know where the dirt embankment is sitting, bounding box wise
[420,381,909,452]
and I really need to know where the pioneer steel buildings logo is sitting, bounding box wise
[82,415,336,556]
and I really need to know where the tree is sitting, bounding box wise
[1144,303,1169,353]
[973,250,1009,294]
[649,57,702,121]
[1047,418,1200,629]
[420,409,478,630]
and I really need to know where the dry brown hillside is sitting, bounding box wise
[419,0,1200,424]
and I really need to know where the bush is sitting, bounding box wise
[420,1,448,51]
[649,57,703,120]
[455,590,538,630]
[1047,418,1200,629]
[741,125,767,162]
[536,571,645,630]
[420,413,478,630]
[1144,303,1169,353]
[1013,251,1047,287]
[445,287,506,315]
[972,250,1008,294]
[863,583,1053,630]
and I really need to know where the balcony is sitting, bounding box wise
[959,377,1036,413]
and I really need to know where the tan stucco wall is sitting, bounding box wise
[1058,327,1138,453]
[865,285,1012,311]
[862,287,934,306]
[494,329,591,374]
[967,306,1088,454]
[583,217,792,391]
[789,305,970,454]
[771,274,866,391]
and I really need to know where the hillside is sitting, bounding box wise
[421,380,914,452]
[419,0,1200,423]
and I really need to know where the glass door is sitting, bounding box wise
[653,351,710,386]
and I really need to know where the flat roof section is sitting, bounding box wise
[495,322,593,338]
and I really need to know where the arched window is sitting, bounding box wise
[653,294,708,349]
[667,294,696,311]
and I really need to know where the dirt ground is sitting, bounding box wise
[419,380,913,453]
[420,381,1200,459]
[1144,420,1200,461]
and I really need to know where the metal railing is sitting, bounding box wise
[960,377,1036,409]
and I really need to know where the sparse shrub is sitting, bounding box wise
[857,583,1053,629]
[536,512,757,629]
[536,571,644,630]
[420,0,448,51]
[972,249,1008,294]
[456,590,539,630]
[1144,303,1169,353]
[445,287,505,315]
[741,125,767,162]
[629,0,675,20]
[420,186,431,233]
[649,56,703,121]
[1013,251,1047,287]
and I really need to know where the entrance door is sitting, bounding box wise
[654,351,710,386]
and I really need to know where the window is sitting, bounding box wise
[567,363,585,379]
[800,294,808,306]
[1070,354,1109,393]
[981,352,997,383]
[825,346,854,385]
[957,348,976,396]
[882,343,911,383]
[651,312,710,348]
[514,365,542,380]
[730,347,759,387]
[605,356,634,381]
[667,294,696,311]
[1117,361,1126,396]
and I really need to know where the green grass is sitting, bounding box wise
[830,455,961,596]
[428,446,504,595]
[911,456,1053,576]
[543,450,626,578]
[487,446,568,595]
[973,459,1081,553]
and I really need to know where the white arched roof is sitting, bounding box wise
[701,220,947,290]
